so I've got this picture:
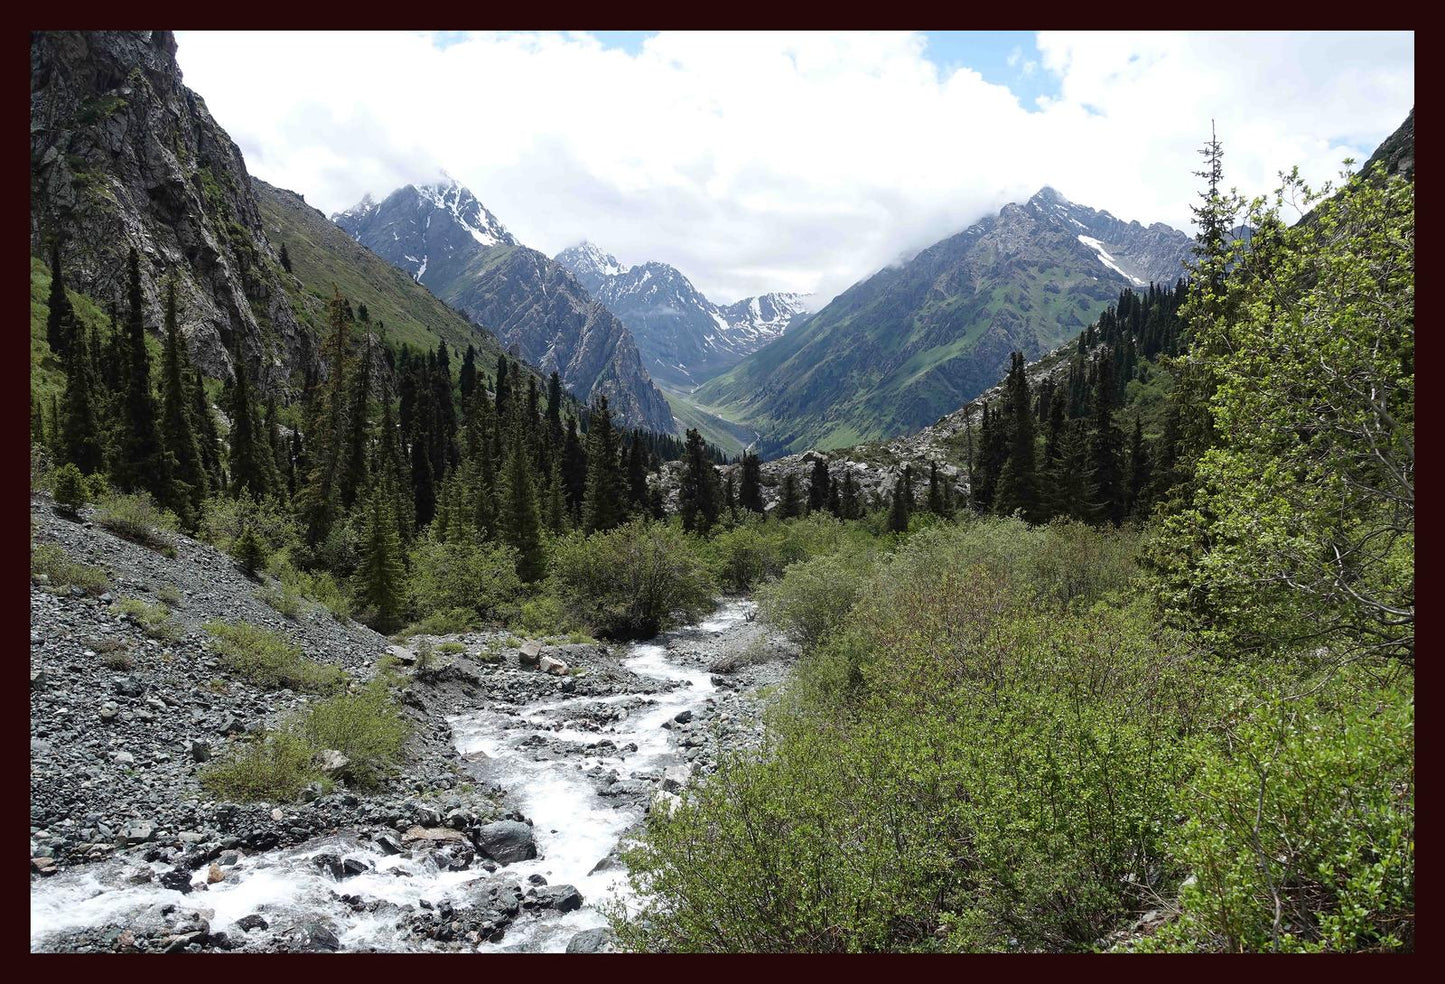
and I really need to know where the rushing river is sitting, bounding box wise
[30,599,757,953]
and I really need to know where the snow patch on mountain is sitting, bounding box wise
[1077,235,1146,286]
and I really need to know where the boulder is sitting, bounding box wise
[472,820,537,865]
[540,654,568,676]
[316,749,350,774]
[566,927,617,953]
[402,825,466,845]
[525,884,583,913]
[234,914,269,933]
[519,640,543,667]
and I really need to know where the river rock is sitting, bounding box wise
[235,914,269,933]
[403,825,466,845]
[472,820,537,865]
[316,749,350,774]
[519,640,543,667]
[566,927,617,953]
[525,884,583,913]
[539,655,568,676]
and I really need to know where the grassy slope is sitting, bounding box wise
[256,181,509,365]
[659,387,757,456]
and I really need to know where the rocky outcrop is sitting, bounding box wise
[30,31,311,396]
[335,182,675,433]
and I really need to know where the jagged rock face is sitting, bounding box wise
[30,30,310,395]
[336,188,674,433]
[554,244,809,390]
[694,186,1194,456]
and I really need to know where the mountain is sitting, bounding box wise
[334,184,675,433]
[253,179,513,368]
[692,187,1194,456]
[30,30,310,395]
[554,243,810,389]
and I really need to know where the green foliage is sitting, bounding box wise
[232,526,267,577]
[204,621,345,693]
[256,581,304,618]
[94,491,179,557]
[298,683,409,790]
[409,534,522,624]
[756,545,875,650]
[549,520,715,639]
[111,597,184,642]
[51,463,88,516]
[30,541,109,595]
[397,608,479,639]
[199,730,324,803]
[1136,677,1414,953]
[513,593,575,637]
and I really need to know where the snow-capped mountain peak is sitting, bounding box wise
[554,242,628,292]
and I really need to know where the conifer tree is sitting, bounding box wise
[46,242,75,363]
[500,406,545,582]
[777,473,802,520]
[993,352,1039,521]
[459,344,477,404]
[190,365,223,492]
[1087,357,1126,525]
[544,465,568,533]
[355,478,407,633]
[158,282,207,523]
[886,477,910,533]
[61,333,105,475]
[839,469,860,520]
[739,452,765,513]
[678,428,721,534]
[581,396,624,534]
[626,439,650,516]
[299,289,351,542]
[562,417,587,518]
[926,461,944,515]
[339,336,373,511]
[807,458,830,514]
[227,354,275,500]
[1124,417,1152,520]
[112,249,173,502]
[410,422,436,529]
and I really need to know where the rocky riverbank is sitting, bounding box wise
[30,493,796,953]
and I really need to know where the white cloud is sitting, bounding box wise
[175,30,1412,306]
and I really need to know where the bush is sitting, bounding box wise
[200,730,325,803]
[51,463,87,517]
[30,541,109,595]
[549,520,715,639]
[256,581,304,618]
[756,545,874,650]
[513,593,574,637]
[299,683,409,790]
[1136,678,1414,953]
[111,597,184,642]
[397,608,478,640]
[95,491,179,557]
[200,493,300,559]
[204,621,346,693]
[272,552,352,623]
[409,535,522,625]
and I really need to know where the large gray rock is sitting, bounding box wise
[565,927,617,953]
[471,820,537,865]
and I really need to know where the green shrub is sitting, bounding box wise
[103,648,136,671]
[299,684,409,790]
[95,492,179,557]
[256,581,304,618]
[1135,679,1414,953]
[156,584,182,607]
[30,541,109,595]
[514,593,573,636]
[204,621,345,693]
[397,607,478,640]
[233,526,267,577]
[51,463,88,516]
[200,493,300,559]
[112,597,184,642]
[200,730,324,803]
[272,552,352,622]
[756,546,875,650]
[436,642,465,654]
[409,535,521,624]
[549,520,715,639]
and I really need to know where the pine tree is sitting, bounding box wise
[739,452,765,513]
[227,354,275,499]
[777,473,802,520]
[46,242,75,363]
[993,352,1039,521]
[886,477,910,533]
[355,478,407,632]
[500,406,545,582]
[807,458,830,514]
[158,281,207,524]
[544,464,568,533]
[191,366,223,493]
[409,421,436,528]
[339,336,373,511]
[925,461,944,515]
[839,469,860,520]
[459,344,477,404]
[581,396,624,534]
[299,289,351,541]
[1087,357,1126,525]
[678,428,721,534]
[60,332,105,475]
[562,417,587,519]
[1124,417,1152,520]
[111,249,173,503]
[278,242,292,274]
[626,438,650,516]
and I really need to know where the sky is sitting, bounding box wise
[175,30,1413,307]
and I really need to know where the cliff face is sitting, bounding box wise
[30,31,312,394]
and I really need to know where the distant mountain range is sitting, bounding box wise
[692,186,1196,456]
[554,243,810,390]
[334,182,675,433]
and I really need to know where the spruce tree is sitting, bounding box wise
[626,439,650,516]
[299,289,351,542]
[739,452,765,513]
[61,336,105,475]
[886,478,910,533]
[278,242,292,274]
[410,422,436,528]
[678,428,721,534]
[46,242,75,363]
[1086,357,1126,525]
[339,336,373,511]
[500,406,545,582]
[227,354,274,499]
[777,473,802,520]
[839,469,860,520]
[807,458,830,514]
[111,249,173,503]
[562,417,587,518]
[926,461,944,515]
[191,366,223,493]
[1124,417,1152,520]
[459,344,477,404]
[581,396,624,534]
[158,281,207,524]
[355,478,407,632]
[993,352,1039,521]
